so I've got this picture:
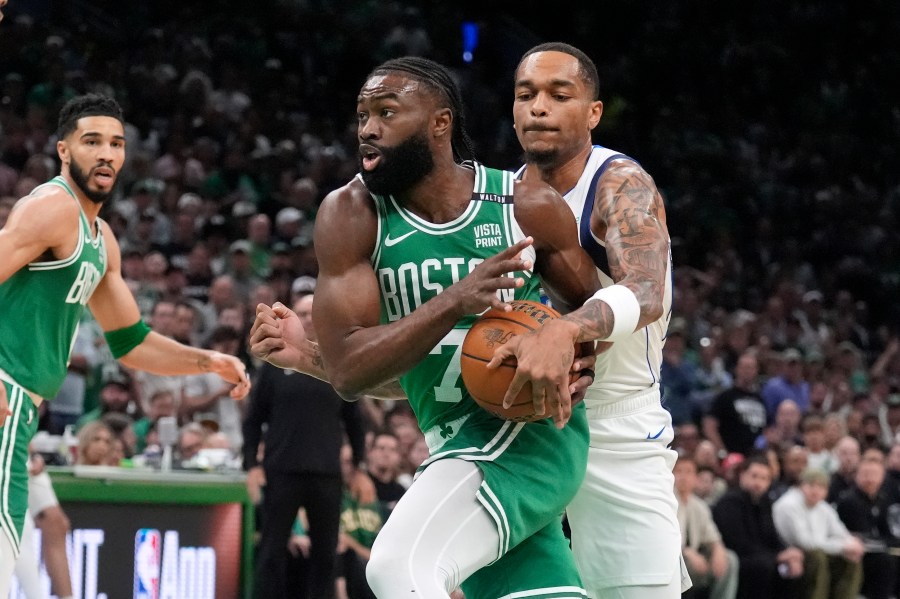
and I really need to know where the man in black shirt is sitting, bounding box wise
[713,454,805,599]
[835,455,899,599]
[243,293,372,599]
[704,352,768,457]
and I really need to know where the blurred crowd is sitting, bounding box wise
[2,1,900,598]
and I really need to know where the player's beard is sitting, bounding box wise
[521,147,561,170]
[359,132,434,196]
[69,158,118,205]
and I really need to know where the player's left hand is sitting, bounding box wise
[487,318,581,428]
[207,352,251,399]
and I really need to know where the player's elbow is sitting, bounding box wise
[639,295,665,325]
[330,371,366,399]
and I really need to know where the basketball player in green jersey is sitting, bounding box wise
[0,94,250,594]
[252,57,600,599]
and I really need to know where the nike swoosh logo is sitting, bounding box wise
[384,230,417,247]
[646,426,665,440]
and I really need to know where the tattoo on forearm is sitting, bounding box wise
[198,355,211,372]
[563,300,616,343]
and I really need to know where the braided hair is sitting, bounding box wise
[368,57,476,163]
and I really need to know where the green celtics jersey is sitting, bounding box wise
[0,176,108,399]
[370,162,542,435]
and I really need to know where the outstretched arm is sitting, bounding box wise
[88,221,250,399]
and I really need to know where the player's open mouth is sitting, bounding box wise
[92,167,115,184]
[359,145,382,171]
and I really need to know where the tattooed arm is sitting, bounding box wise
[488,160,669,425]
[562,159,670,341]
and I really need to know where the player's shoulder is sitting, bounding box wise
[319,176,376,214]
[9,183,80,227]
[314,177,377,250]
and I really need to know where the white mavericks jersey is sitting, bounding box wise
[518,145,673,407]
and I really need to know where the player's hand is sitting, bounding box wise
[246,465,266,505]
[206,352,251,399]
[249,303,309,370]
[0,384,10,428]
[444,237,534,316]
[348,468,377,504]
[487,318,581,428]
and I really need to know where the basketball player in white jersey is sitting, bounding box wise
[490,43,690,598]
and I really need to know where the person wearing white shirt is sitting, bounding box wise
[772,468,864,599]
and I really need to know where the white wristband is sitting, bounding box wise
[588,285,641,342]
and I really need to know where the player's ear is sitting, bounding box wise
[433,107,452,140]
[588,100,603,131]
[57,139,69,165]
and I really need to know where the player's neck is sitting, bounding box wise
[60,173,104,223]
[399,162,473,224]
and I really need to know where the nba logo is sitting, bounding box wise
[134,528,161,599]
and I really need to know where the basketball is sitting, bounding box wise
[460,300,581,422]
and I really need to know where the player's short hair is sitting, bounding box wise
[519,42,601,101]
[57,93,124,139]
[368,57,476,163]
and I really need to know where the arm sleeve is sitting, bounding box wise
[772,495,806,548]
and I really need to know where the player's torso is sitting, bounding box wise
[369,163,542,435]
[522,146,674,406]
[0,176,108,398]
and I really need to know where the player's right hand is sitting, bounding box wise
[445,237,534,316]
[0,384,10,428]
[249,303,308,370]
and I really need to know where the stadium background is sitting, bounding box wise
[2,0,900,598]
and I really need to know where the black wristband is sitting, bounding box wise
[579,368,595,380]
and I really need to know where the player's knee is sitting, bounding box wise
[367,545,406,593]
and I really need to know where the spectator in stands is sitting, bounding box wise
[758,399,803,453]
[75,421,114,466]
[827,436,861,504]
[705,351,768,457]
[713,454,805,599]
[772,468,863,599]
[762,348,810,418]
[674,455,739,599]
[803,415,837,473]
[835,456,899,599]
[176,421,207,464]
[365,431,406,518]
[133,389,176,453]
[769,445,809,502]
[75,372,138,430]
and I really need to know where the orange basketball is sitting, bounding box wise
[460,300,581,422]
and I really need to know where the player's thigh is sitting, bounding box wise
[0,381,38,554]
[369,459,498,584]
